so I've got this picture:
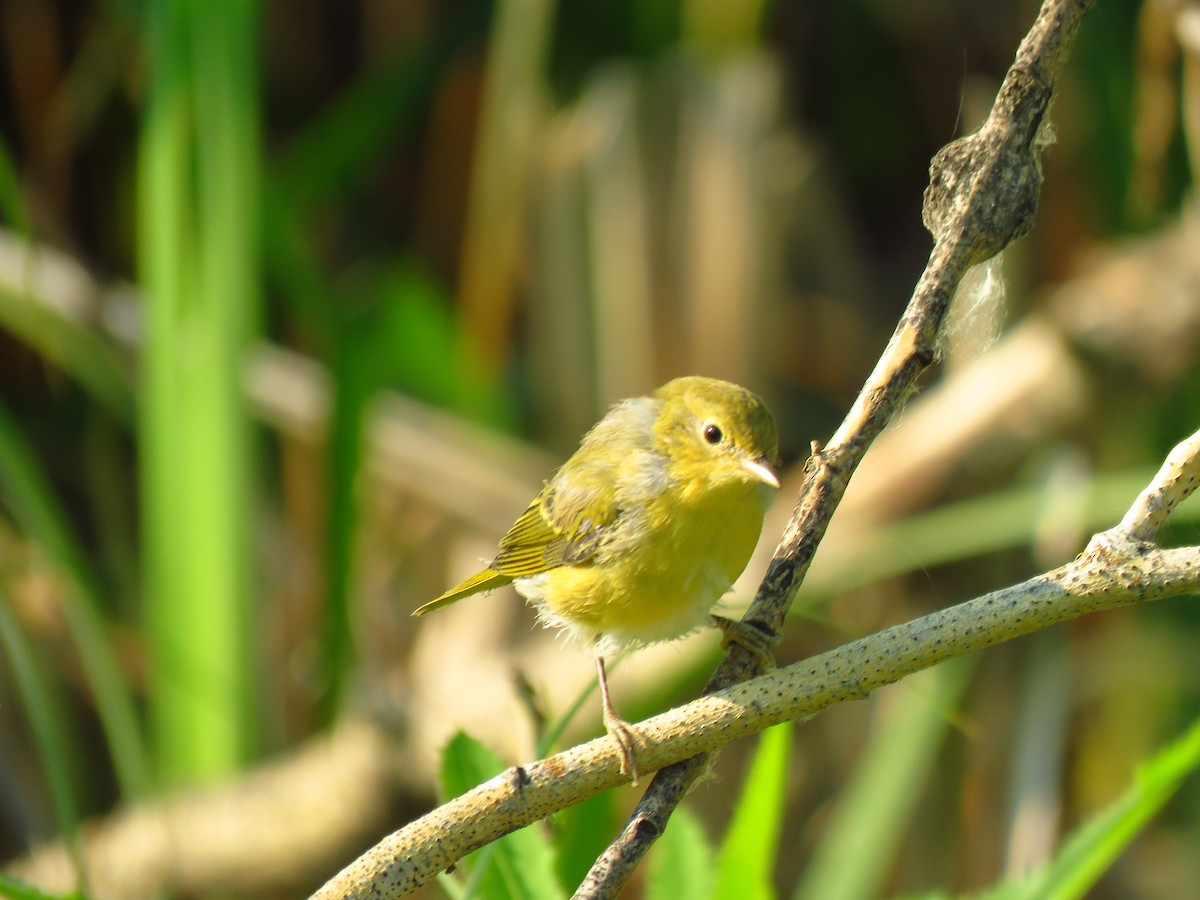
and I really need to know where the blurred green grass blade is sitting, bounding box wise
[137,0,260,783]
[0,288,134,424]
[645,803,716,900]
[319,264,517,717]
[801,468,1158,604]
[82,413,139,615]
[0,871,81,900]
[793,658,976,900]
[0,593,87,895]
[137,0,192,779]
[714,722,793,900]
[0,399,149,798]
[262,9,483,339]
[371,264,514,427]
[0,135,32,236]
[440,732,565,900]
[317,336,369,719]
[255,13,505,716]
[0,239,134,422]
[270,12,481,206]
[995,716,1200,900]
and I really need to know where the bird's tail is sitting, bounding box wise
[411,569,513,616]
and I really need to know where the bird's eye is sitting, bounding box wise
[703,423,723,444]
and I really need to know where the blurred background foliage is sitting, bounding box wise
[1,0,1199,897]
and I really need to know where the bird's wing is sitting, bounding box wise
[413,458,622,616]
[492,466,619,576]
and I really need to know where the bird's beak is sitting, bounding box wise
[742,457,781,489]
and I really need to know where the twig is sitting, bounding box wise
[309,423,1200,899]
[1115,428,1200,541]
[577,0,1095,894]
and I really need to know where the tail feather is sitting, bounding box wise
[412,568,512,616]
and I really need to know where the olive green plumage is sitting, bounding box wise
[414,375,780,779]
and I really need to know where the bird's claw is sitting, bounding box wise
[604,713,642,785]
[711,614,779,671]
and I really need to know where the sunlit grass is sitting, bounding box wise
[136,0,261,783]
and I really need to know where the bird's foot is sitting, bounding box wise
[594,655,643,784]
[711,614,779,672]
[603,712,642,785]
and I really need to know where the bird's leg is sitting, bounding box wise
[711,614,779,672]
[596,655,640,784]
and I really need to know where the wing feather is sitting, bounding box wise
[492,468,619,576]
[412,568,513,615]
[418,396,657,610]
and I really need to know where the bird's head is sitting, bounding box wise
[652,376,780,498]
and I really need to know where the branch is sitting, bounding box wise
[309,423,1200,899]
[1116,428,1200,541]
[578,0,1095,894]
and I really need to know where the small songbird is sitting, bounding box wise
[413,376,780,781]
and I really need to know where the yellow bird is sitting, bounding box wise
[413,376,780,780]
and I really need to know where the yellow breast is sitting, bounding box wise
[517,477,769,648]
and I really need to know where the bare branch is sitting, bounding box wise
[577,1,1096,894]
[1115,428,1200,541]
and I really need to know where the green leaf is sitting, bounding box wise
[0,245,133,422]
[0,133,31,236]
[793,657,976,900]
[0,593,87,894]
[990,716,1200,900]
[714,722,794,900]
[646,802,716,900]
[137,0,261,784]
[439,732,565,900]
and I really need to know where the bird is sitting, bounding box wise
[413,375,780,781]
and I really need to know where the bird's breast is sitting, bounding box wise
[517,477,767,649]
